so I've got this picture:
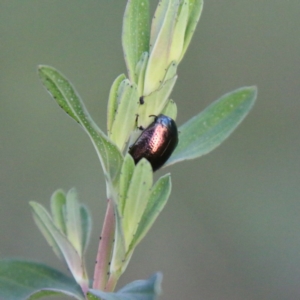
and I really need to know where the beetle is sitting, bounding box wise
[129,114,178,171]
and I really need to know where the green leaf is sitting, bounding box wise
[129,174,171,251]
[110,80,139,151]
[107,74,126,136]
[80,204,92,254]
[122,0,150,83]
[50,189,67,235]
[110,204,127,276]
[169,0,189,64]
[30,202,64,261]
[65,188,83,256]
[122,159,153,250]
[144,0,180,95]
[87,293,101,300]
[162,60,177,82]
[161,99,177,121]
[30,202,88,288]
[149,0,169,47]
[118,154,136,215]
[49,189,91,255]
[0,259,84,300]
[165,86,257,166]
[180,0,204,62]
[135,52,149,96]
[89,273,162,300]
[38,65,123,186]
[138,75,177,128]
[109,155,135,277]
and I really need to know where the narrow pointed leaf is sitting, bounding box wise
[30,202,64,261]
[109,155,135,276]
[139,75,177,128]
[50,189,67,235]
[169,0,189,63]
[38,65,123,185]
[110,80,139,151]
[110,205,127,275]
[129,174,171,251]
[30,202,88,286]
[180,0,203,61]
[149,0,169,46]
[122,159,153,250]
[65,188,83,256]
[136,52,149,96]
[107,74,126,136]
[80,204,92,254]
[0,259,84,300]
[122,0,150,83]
[161,99,177,120]
[163,61,177,82]
[144,0,180,95]
[89,273,162,300]
[165,86,257,166]
[118,154,135,215]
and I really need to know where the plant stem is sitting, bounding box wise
[105,271,119,292]
[93,198,115,290]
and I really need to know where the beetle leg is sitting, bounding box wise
[135,114,145,131]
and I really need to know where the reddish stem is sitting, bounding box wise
[92,198,115,290]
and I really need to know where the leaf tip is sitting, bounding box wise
[37,64,47,73]
[29,201,37,208]
[245,85,258,95]
[244,85,258,106]
[251,85,258,97]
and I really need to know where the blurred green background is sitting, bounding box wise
[1,1,300,299]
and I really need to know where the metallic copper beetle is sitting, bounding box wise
[129,114,178,171]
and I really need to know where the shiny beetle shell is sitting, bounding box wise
[129,114,178,171]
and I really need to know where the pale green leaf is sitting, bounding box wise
[118,154,135,215]
[138,75,177,128]
[110,205,127,275]
[65,188,83,256]
[165,86,257,166]
[80,204,92,254]
[135,52,149,96]
[149,0,169,46]
[30,202,64,261]
[122,159,153,250]
[50,189,67,235]
[0,259,84,300]
[110,80,139,151]
[89,273,162,300]
[122,0,150,83]
[161,99,177,120]
[180,0,204,61]
[169,0,189,64]
[38,65,123,185]
[144,0,180,95]
[107,74,126,136]
[162,61,177,82]
[129,174,171,251]
[30,202,88,287]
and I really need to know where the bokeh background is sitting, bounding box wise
[1,1,300,299]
